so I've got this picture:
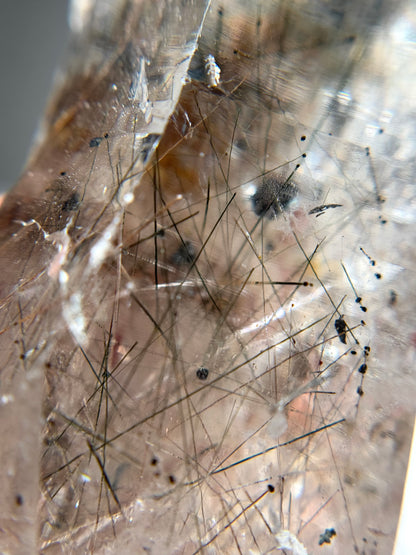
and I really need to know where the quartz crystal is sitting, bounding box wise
[0,1,415,553]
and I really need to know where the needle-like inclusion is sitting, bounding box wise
[0,1,415,553]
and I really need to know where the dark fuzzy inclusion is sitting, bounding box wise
[251,176,297,219]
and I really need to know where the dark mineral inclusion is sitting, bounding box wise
[251,176,297,219]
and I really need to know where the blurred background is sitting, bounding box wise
[0,1,69,192]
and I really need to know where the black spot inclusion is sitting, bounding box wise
[89,137,103,148]
[171,241,196,267]
[318,528,336,546]
[62,192,80,212]
[335,317,347,344]
[196,367,209,380]
[251,177,297,219]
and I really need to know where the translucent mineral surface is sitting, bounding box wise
[0,1,415,553]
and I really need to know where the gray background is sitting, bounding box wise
[0,1,70,192]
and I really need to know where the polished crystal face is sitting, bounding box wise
[0,1,415,553]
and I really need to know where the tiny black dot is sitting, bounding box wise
[218,7,223,16]
[358,363,367,374]
[150,457,158,466]
[60,171,66,176]
[89,137,103,148]
[15,494,24,506]
[375,273,382,279]
[104,132,109,139]
[389,290,397,305]
[196,367,209,380]
[355,297,362,303]
[302,153,307,158]
[168,475,176,484]
[300,135,306,141]
[350,350,357,355]
[357,386,364,396]
[267,484,275,493]
[379,128,384,134]
[361,306,367,312]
